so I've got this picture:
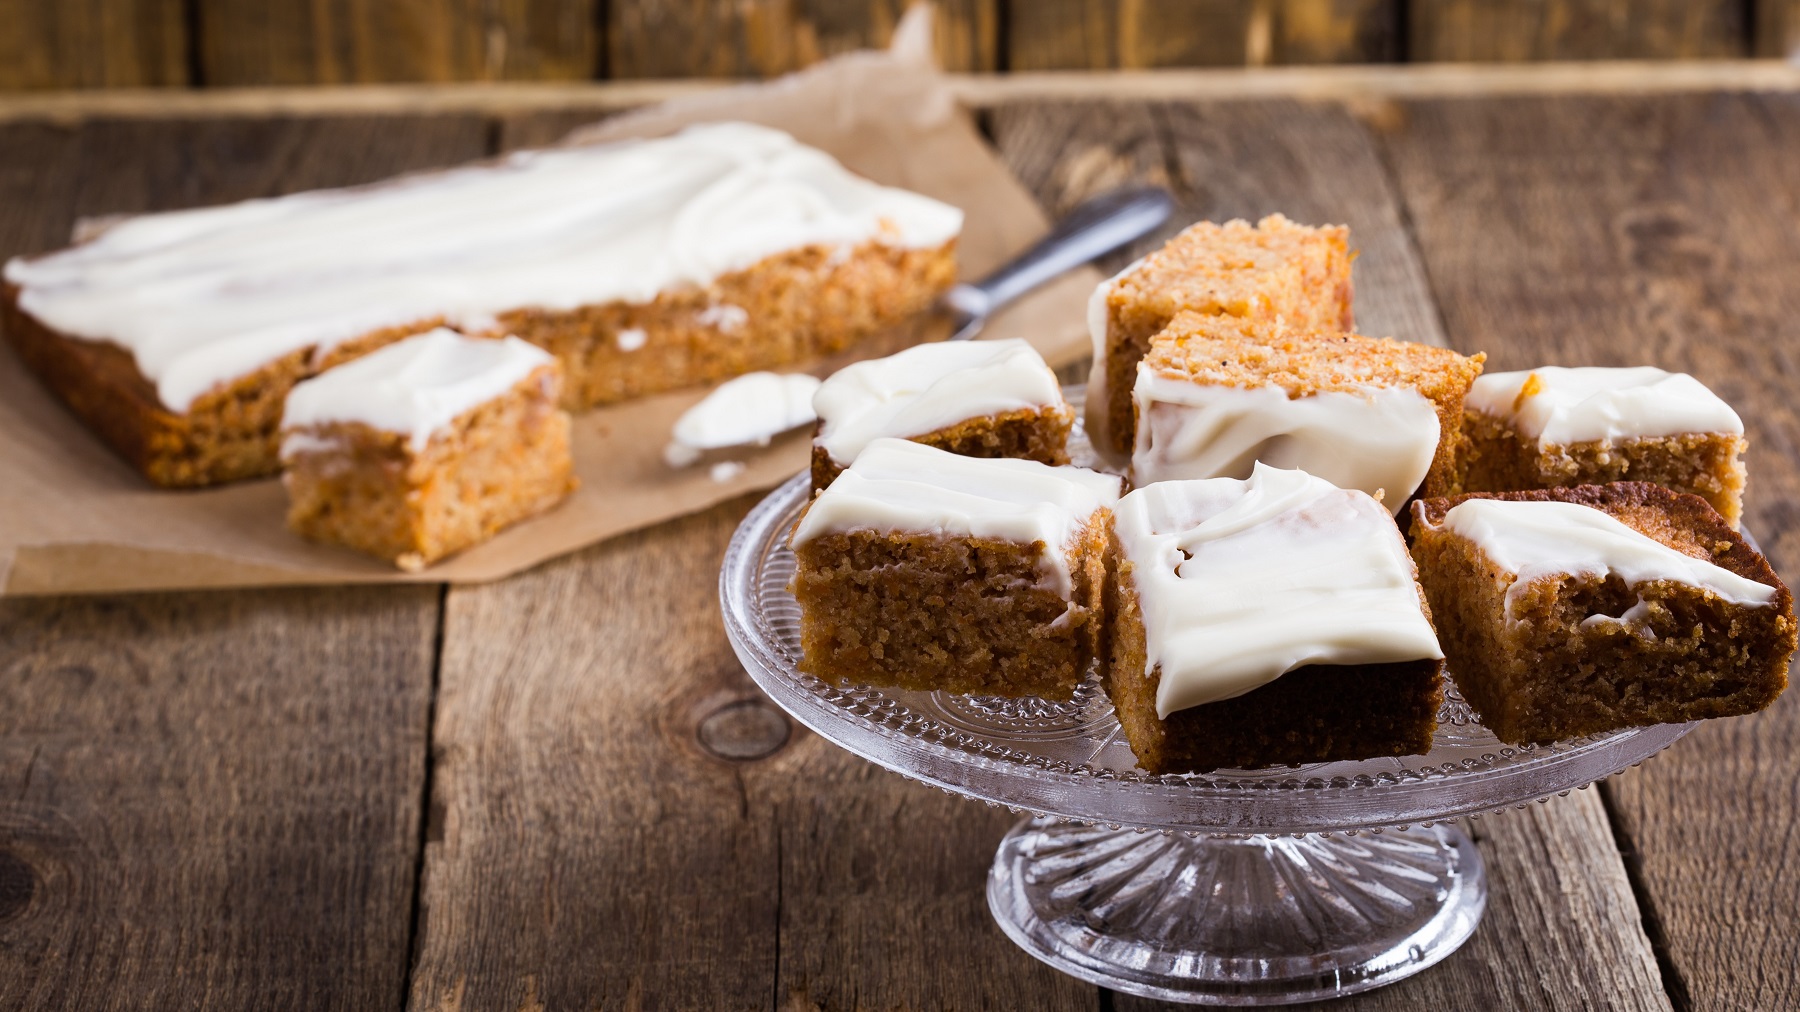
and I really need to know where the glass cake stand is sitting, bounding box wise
[719,399,1696,1005]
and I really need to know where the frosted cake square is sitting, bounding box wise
[1,122,960,487]
[809,338,1073,489]
[1103,464,1445,774]
[280,330,576,572]
[1409,484,1794,745]
[1130,312,1485,512]
[1460,366,1747,527]
[789,438,1121,699]
[1086,213,1353,461]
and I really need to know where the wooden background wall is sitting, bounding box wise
[0,0,1797,91]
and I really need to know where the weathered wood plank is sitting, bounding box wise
[1007,0,1400,70]
[1757,0,1800,57]
[0,587,439,1010]
[607,0,999,77]
[407,492,1090,1008]
[1378,89,1800,1010]
[1410,0,1747,61]
[0,0,188,90]
[196,0,598,86]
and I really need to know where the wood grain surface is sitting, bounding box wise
[609,0,998,76]
[1411,0,1748,61]
[3,86,1798,1010]
[7,0,1797,90]
[1757,0,1800,57]
[0,0,187,90]
[1380,89,1800,1011]
[195,0,598,86]
[1006,0,1401,70]
[0,587,439,1009]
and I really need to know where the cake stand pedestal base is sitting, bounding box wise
[987,817,1487,1006]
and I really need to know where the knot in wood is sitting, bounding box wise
[0,849,36,922]
[697,699,790,761]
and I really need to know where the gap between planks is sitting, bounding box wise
[1,60,1800,125]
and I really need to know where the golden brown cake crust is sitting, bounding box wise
[3,279,438,488]
[1100,525,1443,775]
[1410,483,1796,745]
[4,236,954,488]
[808,402,1074,491]
[1458,409,1748,527]
[1139,312,1487,503]
[497,239,957,411]
[790,509,1108,699]
[282,362,576,570]
[1098,214,1354,457]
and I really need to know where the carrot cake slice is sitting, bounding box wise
[1460,366,1747,527]
[1130,312,1485,512]
[809,338,1072,489]
[789,438,1121,699]
[1086,213,1353,461]
[2,122,961,487]
[1103,463,1445,774]
[280,329,576,572]
[1410,484,1794,745]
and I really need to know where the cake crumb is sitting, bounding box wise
[616,328,647,352]
[710,461,747,483]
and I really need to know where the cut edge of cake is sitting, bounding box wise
[1409,483,1794,745]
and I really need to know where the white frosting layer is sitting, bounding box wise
[1082,258,1142,465]
[280,329,553,452]
[1114,464,1443,718]
[1131,368,1441,513]
[5,122,964,413]
[813,338,1065,465]
[790,438,1121,598]
[1467,366,1743,447]
[665,371,823,466]
[1438,498,1777,622]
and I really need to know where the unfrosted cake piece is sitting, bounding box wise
[1086,213,1353,461]
[1461,366,1747,528]
[1103,463,1445,774]
[1410,484,1795,745]
[2,122,960,487]
[1130,312,1485,512]
[789,438,1121,699]
[280,329,576,572]
[809,338,1072,489]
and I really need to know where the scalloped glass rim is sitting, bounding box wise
[722,454,1700,837]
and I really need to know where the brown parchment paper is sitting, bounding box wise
[0,17,1099,596]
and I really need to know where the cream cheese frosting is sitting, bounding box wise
[4,121,964,414]
[664,371,823,467]
[1436,498,1777,623]
[1466,366,1743,447]
[280,329,553,452]
[812,338,1065,466]
[789,438,1121,598]
[1130,368,1441,513]
[1082,257,1143,465]
[1114,463,1443,718]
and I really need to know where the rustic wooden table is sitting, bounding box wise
[2,68,1797,1010]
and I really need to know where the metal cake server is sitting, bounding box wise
[941,185,1174,342]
